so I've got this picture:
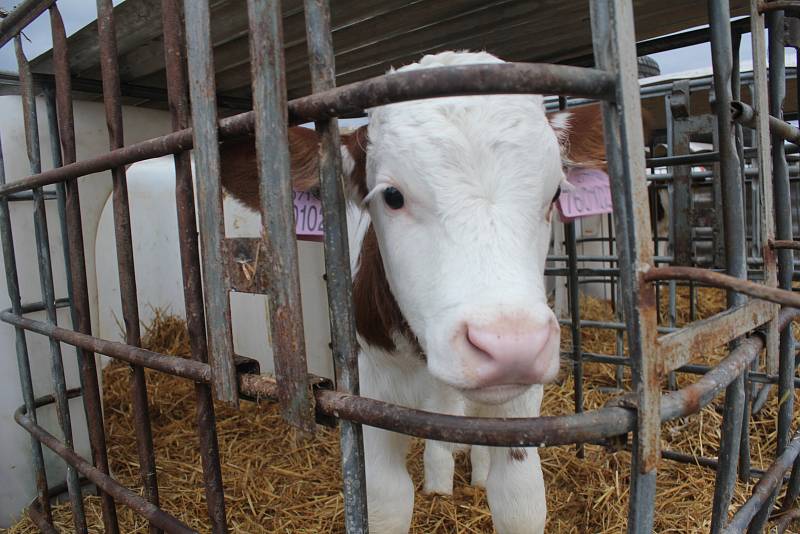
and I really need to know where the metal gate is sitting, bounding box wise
[0,0,799,532]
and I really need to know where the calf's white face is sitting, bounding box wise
[358,53,565,404]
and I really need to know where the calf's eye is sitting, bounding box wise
[383,187,405,209]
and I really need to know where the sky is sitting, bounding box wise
[0,2,793,84]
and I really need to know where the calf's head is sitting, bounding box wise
[222,51,607,405]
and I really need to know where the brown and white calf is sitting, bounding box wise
[221,51,611,534]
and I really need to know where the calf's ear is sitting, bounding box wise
[219,124,369,212]
[547,103,654,172]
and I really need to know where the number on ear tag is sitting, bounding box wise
[293,190,324,241]
[556,168,614,222]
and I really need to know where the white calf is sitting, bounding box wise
[222,51,612,534]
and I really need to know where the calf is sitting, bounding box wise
[221,51,610,534]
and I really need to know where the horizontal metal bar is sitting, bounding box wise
[659,299,778,372]
[771,239,800,250]
[0,62,614,197]
[288,63,616,122]
[0,0,55,48]
[757,0,800,14]
[15,397,197,534]
[644,266,800,308]
[724,429,800,533]
[0,309,211,381]
[732,100,800,146]
[646,152,720,167]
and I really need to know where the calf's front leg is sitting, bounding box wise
[483,386,547,534]
[364,425,414,533]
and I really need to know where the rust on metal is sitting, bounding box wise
[223,238,271,294]
[770,239,800,250]
[644,266,800,308]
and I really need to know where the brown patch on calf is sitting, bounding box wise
[353,225,422,355]
[508,448,528,462]
[548,103,654,171]
[220,124,422,355]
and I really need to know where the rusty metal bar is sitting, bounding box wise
[49,5,121,529]
[771,239,800,250]
[758,0,800,13]
[160,1,228,531]
[15,402,198,534]
[302,0,368,529]
[0,62,619,198]
[247,0,315,433]
[14,33,88,533]
[95,2,162,527]
[590,0,659,531]
[658,299,777,372]
[0,0,55,48]
[644,266,800,307]
[724,430,800,533]
[183,0,239,406]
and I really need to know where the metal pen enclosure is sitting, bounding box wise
[0,0,799,533]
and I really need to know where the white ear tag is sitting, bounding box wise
[293,190,324,241]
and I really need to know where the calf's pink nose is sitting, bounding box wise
[466,318,556,387]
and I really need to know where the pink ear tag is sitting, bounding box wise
[293,190,324,242]
[556,168,613,222]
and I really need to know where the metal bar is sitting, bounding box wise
[14,34,88,533]
[771,239,800,250]
[565,221,585,457]
[95,2,162,527]
[247,0,314,432]
[0,309,212,380]
[183,0,239,405]
[658,299,777,372]
[15,403,198,534]
[302,0,368,530]
[0,0,56,48]
[758,0,800,13]
[647,151,721,166]
[644,266,800,307]
[725,430,800,533]
[160,1,228,531]
[49,5,121,528]
[0,110,52,528]
[731,100,800,145]
[0,62,615,199]
[590,0,659,531]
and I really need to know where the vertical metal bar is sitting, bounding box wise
[94,2,162,531]
[590,1,659,532]
[750,5,795,530]
[246,0,315,433]
[707,2,750,532]
[161,2,228,531]
[732,30,753,485]
[14,34,88,534]
[0,117,52,529]
[183,0,240,406]
[49,6,120,531]
[767,8,796,458]
[565,221,584,458]
[302,0,368,530]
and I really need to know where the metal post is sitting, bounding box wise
[302,0,369,530]
[590,1,659,532]
[48,5,121,530]
[161,1,228,531]
[183,0,240,406]
[565,221,585,458]
[95,1,161,531]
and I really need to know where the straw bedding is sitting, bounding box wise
[6,288,800,533]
